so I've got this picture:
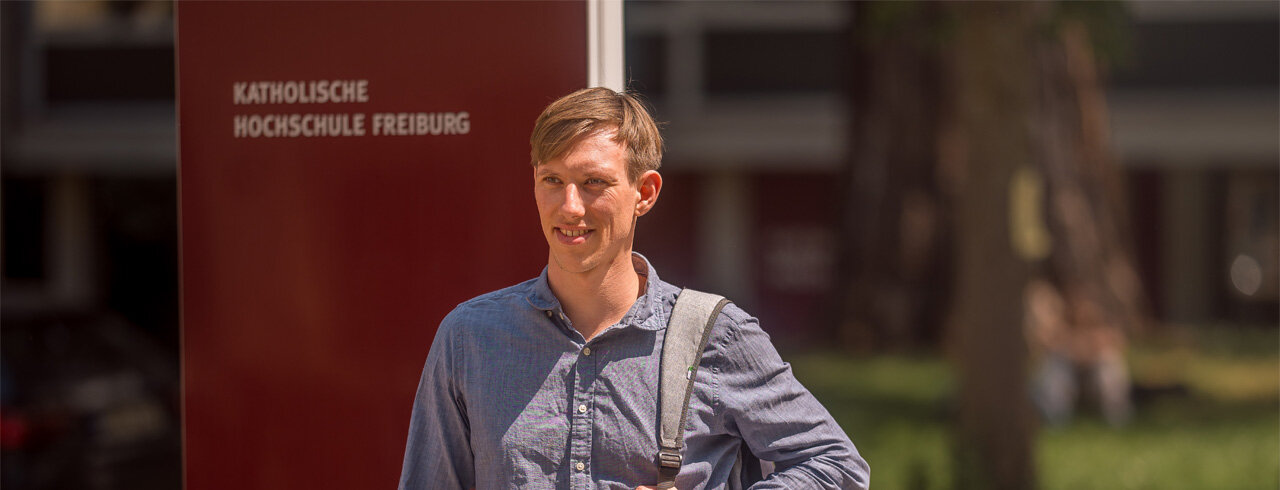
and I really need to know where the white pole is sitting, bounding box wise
[587,0,625,91]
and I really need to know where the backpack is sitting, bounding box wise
[655,288,766,490]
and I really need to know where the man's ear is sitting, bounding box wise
[635,170,662,217]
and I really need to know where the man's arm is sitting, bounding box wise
[716,311,870,490]
[399,318,474,490]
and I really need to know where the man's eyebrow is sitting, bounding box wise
[579,161,620,175]
[585,171,620,182]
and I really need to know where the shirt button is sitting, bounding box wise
[582,347,592,356]
[575,462,585,471]
[577,404,587,413]
[545,310,552,317]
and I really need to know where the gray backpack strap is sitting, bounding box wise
[655,288,731,490]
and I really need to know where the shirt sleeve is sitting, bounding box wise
[399,314,475,490]
[714,310,870,490]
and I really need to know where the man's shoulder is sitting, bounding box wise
[689,295,769,356]
[653,270,753,321]
[707,298,757,339]
[455,276,540,310]
[674,288,754,327]
[457,277,540,307]
[660,285,760,348]
[440,276,541,327]
[716,300,755,326]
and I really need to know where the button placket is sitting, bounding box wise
[568,337,597,488]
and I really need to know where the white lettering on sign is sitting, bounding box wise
[233,80,370,105]
[229,80,472,139]
[233,113,367,138]
[371,112,471,136]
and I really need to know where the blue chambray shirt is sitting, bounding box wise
[399,254,869,489]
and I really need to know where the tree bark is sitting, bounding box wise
[838,0,1145,486]
[943,3,1041,489]
[838,1,951,351]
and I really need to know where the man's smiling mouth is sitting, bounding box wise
[555,227,594,242]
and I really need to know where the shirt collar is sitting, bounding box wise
[525,252,676,331]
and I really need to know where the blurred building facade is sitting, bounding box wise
[2,2,180,489]
[627,0,1278,346]
[627,1,851,345]
[1112,1,1279,326]
[3,1,177,328]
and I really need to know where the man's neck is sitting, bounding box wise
[547,252,643,341]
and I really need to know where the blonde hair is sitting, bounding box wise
[529,87,663,182]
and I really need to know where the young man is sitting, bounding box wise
[399,88,869,489]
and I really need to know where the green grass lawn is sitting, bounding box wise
[788,326,1279,490]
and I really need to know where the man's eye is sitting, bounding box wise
[543,176,562,184]
[586,178,607,185]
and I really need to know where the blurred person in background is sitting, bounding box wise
[1026,279,1132,427]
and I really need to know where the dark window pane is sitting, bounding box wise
[45,46,175,101]
[2,176,46,279]
[625,34,667,96]
[1113,20,1279,89]
[97,177,179,347]
[704,30,845,94]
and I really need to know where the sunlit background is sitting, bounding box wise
[1,1,1277,489]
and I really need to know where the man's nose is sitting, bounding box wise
[560,183,585,218]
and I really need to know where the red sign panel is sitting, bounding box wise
[177,3,586,488]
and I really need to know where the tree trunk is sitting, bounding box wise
[838,1,951,351]
[838,0,1144,486]
[943,3,1042,489]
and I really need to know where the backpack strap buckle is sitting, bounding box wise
[658,447,683,469]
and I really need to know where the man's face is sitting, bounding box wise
[534,129,652,275]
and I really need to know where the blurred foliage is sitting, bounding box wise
[854,1,954,54]
[1051,0,1133,70]
[855,1,1132,69]
[790,325,1279,490]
